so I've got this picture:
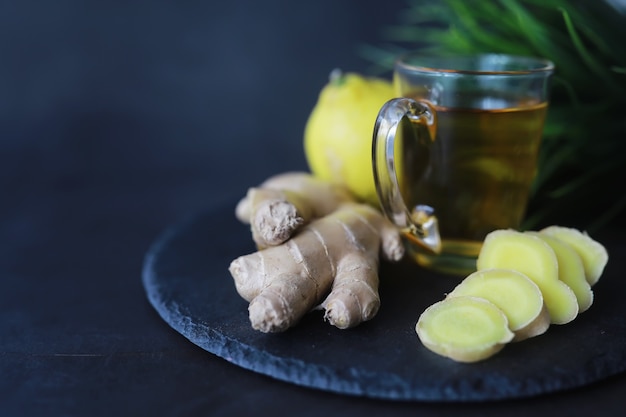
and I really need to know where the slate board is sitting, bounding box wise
[141,200,626,401]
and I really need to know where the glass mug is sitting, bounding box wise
[373,53,554,275]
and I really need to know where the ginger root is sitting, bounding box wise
[229,172,404,332]
[234,172,353,248]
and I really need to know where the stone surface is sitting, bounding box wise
[142,201,626,401]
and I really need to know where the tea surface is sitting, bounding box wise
[401,100,548,259]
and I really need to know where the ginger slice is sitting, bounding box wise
[476,230,579,325]
[447,268,550,341]
[529,232,593,312]
[416,296,514,363]
[540,226,608,286]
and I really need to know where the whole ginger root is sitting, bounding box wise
[229,172,404,333]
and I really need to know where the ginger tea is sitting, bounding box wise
[400,97,548,273]
[373,53,554,275]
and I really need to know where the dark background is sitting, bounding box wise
[1,1,625,416]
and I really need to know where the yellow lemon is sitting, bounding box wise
[304,70,395,205]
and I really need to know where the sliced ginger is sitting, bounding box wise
[447,268,550,341]
[541,226,608,286]
[417,225,609,363]
[416,296,514,363]
[529,232,593,312]
[476,229,579,325]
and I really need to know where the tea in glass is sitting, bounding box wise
[373,54,554,275]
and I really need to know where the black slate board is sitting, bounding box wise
[141,200,626,401]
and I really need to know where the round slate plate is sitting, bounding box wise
[142,200,626,401]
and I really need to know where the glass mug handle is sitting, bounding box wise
[372,98,442,254]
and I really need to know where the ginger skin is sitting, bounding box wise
[235,172,353,248]
[229,172,404,332]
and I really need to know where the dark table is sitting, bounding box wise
[2,1,625,416]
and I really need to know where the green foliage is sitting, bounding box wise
[361,0,626,231]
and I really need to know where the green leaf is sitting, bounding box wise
[558,6,625,96]
[359,0,626,230]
